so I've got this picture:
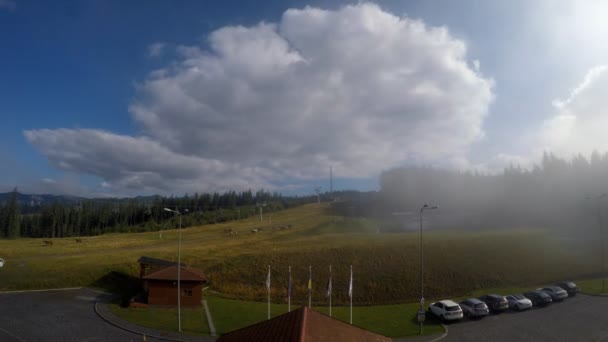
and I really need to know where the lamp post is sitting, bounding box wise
[419,204,438,334]
[593,195,607,293]
[164,207,188,333]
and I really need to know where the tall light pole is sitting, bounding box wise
[592,195,608,293]
[164,207,188,333]
[419,204,438,335]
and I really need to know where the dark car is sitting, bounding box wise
[478,294,509,313]
[555,282,580,297]
[539,286,568,301]
[459,298,490,318]
[524,290,553,306]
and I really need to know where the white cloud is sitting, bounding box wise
[540,65,608,157]
[25,3,494,194]
[147,42,166,57]
[491,65,608,171]
[24,129,273,193]
[0,0,15,11]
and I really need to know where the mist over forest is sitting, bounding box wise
[365,152,608,235]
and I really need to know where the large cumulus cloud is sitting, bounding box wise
[25,3,494,193]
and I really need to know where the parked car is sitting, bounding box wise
[478,294,509,313]
[459,298,490,318]
[505,294,533,311]
[539,286,568,301]
[555,281,580,297]
[428,300,464,322]
[524,290,553,306]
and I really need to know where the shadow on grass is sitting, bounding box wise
[411,311,445,329]
[90,271,141,306]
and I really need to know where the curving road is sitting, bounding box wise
[0,288,141,342]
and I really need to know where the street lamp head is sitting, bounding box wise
[421,204,439,212]
[164,208,181,215]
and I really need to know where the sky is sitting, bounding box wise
[2,0,608,197]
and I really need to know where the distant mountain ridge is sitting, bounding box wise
[0,192,161,207]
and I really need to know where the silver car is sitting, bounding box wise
[459,298,490,318]
[506,294,533,311]
[539,286,568,301]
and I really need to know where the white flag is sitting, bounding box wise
[266,266,271,291]
[348,267,353,298]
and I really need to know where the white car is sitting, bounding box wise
[429,300,464,321]
[506,294,533,311]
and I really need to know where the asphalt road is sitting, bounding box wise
[443,294,608,342]
[0,288,141,342]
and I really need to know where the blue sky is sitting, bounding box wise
[2,0,608,197]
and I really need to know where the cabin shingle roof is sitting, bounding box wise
[137,256,185,267]
[142,265,207,282]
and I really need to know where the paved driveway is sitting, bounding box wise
[443,294,608,342]
[0,288,141,342]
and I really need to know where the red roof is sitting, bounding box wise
[216,306,392,342]
[142,265,207,282]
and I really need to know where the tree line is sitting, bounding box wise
[0,189,318,239]
[373,151,608,233]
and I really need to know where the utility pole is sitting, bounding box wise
[163,207,188,333]
[257,202,266,223]
[597,194,607,293]
[330,166,333,194]
[418,204,438,335]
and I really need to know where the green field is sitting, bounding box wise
[109,293,444,337]
[0,203,605,337]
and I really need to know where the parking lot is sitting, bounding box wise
[0,288,141,342]
[443,294,608,342]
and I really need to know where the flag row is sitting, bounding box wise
[265,265,353,299]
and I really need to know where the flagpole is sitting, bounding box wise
[267,265,271,320]
[329,265,332,318]
[349,265,353,324]
[309,265,312,308]
[288,266,291,312]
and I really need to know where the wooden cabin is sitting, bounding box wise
[142,265,208,306]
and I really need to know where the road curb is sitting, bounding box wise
[94,301,189,342]
[0,287,83,294]
[580,292,608,297]
[427,323,448,342]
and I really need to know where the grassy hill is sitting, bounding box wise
[0,203,601,305]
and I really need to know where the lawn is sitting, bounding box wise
[108,304,210,336]
[109,294,444,338]
[574,278,608,295]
